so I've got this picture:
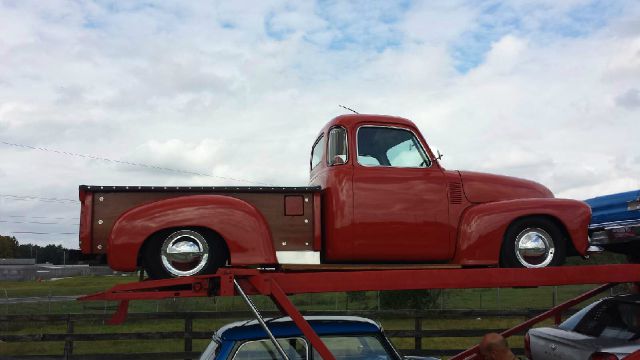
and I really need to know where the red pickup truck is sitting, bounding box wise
[79,114,593,279]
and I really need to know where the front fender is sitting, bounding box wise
[107,195,276,272]
[453,198,591,266]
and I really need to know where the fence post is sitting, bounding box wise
[414,316,422,351]
[184,314,193,360]
[48,288,52,314]
[3,288,8,316]
[64,315,74,360]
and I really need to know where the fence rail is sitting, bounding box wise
[0,309,554,359]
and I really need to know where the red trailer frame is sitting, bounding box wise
[80,264,640,360]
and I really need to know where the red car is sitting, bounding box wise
[79,114,593,279]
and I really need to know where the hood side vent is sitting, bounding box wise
[449,182,463,205]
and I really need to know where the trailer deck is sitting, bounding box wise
[80,264,640,360]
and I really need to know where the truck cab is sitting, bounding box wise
[310,115,452,263]
[309,114,591,268]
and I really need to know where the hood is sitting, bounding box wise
[459,171,554,203]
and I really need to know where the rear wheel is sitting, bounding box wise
[143,228,228,279]
[500,218,566,268]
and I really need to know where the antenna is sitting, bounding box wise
[339,105,359,114]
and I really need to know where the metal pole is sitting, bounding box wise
[233,279,290,360]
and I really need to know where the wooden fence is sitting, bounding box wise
[0,309,554,359]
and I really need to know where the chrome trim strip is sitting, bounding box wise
[276,251,321,264]
[79,185,321,193]
[589,219,640,230]
[355,124,432,168]
[586,245,604,253]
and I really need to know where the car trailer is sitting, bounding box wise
[80,264,640,360]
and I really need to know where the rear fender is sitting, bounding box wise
[107,195,276,272]
[453,198,591,266]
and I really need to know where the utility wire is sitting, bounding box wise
[0,140,269,185]
[2,220,57,225]
[0,194,77,204]
[5,215,78,221]
[12,231,77,235]
[0,220,79,226]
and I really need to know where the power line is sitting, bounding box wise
[12,231,77,235]
[0,140,269,185]
[5,215,78,221]
[0,194,77,204]
[2,220,57,225]
[0,220,79,226]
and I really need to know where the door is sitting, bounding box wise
[352,125,451,262]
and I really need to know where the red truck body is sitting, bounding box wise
[79,114,592,278]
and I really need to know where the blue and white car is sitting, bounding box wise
[586,190,640,256]
[198,316,437,360]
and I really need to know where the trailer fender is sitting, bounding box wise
[107,195,276,272]
[453,198,591,266]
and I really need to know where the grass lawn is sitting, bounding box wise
[0,273,138,297]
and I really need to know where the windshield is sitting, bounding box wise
[232,337,307,360]
[312,335,398,360]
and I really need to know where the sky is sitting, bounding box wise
[1,0,639,249]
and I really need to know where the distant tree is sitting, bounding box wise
[39,244,65,264]
[0,237,75,264]
[0,235,19,257]
[15,244,33,258]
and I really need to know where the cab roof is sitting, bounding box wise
[323,114,418,133]
[214,316,382,342]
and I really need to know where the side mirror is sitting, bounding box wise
[431,149,444,162]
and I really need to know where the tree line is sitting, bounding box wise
[0,235,76,265]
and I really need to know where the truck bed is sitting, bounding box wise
[79,185,321,255]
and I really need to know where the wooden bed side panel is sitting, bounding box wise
[90,191,316,253]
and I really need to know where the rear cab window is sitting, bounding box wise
[327,127,348,166]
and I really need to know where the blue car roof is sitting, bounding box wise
[585,189,639,206]
[214,316,383,342]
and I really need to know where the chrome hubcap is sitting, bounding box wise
[161,230,209,277]
[515,227,555,268]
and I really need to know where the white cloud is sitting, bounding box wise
[1,0,639,247]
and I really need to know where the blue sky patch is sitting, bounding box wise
[450,0,625,73]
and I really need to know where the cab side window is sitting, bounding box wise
[310,135,325,170]
[327,127,348,166]
[357,126,430,168]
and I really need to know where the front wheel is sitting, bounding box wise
[143,228,228,279]
[500,218,566,268]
